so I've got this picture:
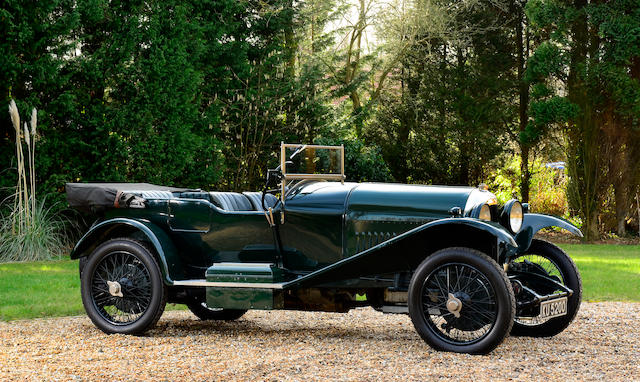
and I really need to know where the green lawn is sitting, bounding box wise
[0,259,83,321]
[0,258,185,321]
[0,244,638,321]
[559,244,640,302]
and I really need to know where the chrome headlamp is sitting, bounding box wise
[479,204,492,221]
[501,199,524,233]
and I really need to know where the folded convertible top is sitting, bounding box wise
[65,183,192,213]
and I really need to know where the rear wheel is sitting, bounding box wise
[408,247,515,354]
[186,301,247,321]
[509,239,582,337]
[81,238,167,335]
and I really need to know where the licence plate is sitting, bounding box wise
[538,296,568,319]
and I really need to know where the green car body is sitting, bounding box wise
[71,181,579,287]
[68,144,583,354]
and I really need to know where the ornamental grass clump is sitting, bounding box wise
[0,101,71,262]
[0,197,71,262]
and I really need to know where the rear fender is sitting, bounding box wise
[514,213,583,253]
[70,218,184,284]
[284,218,517,289]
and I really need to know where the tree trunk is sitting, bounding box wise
[520,146,530,202]
[614,185,628,235]
[284,0,297,76]
[602,101,630,236]
[586,208,600,240]
[397,121,411,183]
[456,46,470,186]
[348,0,365,117]
[628,57,640,235]
[459,150,470,186]
[566,0,601,241]
[515,6,531,202]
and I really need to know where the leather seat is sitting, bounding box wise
[136,190,175,199]
[179,192,211,201]
[243,192,278,211]
[209,192,253,211]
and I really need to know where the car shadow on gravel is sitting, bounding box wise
[145,314,419,343]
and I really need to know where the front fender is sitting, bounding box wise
[284,218,517,289]
[426,218,518,247]
[70,218,184,284]
[514,213,583,253]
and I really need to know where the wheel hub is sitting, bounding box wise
[106,280,124,297]
[446,293,462,318]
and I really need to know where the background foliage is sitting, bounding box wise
[2,0,639,245]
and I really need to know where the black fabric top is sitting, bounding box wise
[65,183,191,213]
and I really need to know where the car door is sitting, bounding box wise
[278,182,354,271]
[168,198,279,275]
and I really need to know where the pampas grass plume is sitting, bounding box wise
[24,122,30,146]
[30,108,37,137]
[9,100,20,133]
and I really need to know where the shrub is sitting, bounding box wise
[487,158,520,205]
[487,156,569,217]
[529,162,569,217]
[1,101,73,262]
[315,135,392,183]
[0,198,72,262]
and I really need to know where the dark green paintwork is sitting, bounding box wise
[514,213,584,253]
[206,263,285,309]
[168,199,211,232]
[206,262,287,282]
[71,180,582,309]
[69,217,185,283]
[207,288,283,309]
[345,183,478,256]
[280,217,517,289]
[279,181,352,269]
[279,181,497,265]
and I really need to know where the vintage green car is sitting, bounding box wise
[67,143,582,354]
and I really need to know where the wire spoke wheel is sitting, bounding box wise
[81,238,166,335]
[509,239,582,337]
[90,251,152,325]
[421,263,498,345]
[510,254,564,327]
[408,248,514,354]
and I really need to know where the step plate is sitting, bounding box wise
[173,280,284,289]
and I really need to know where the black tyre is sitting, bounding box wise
[186,301,247,321]
[79,256,88,277]
[81,238,167,335]
[408,247,515,354]
[510,239,582,337]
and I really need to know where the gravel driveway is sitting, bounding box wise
[1,302,638,381]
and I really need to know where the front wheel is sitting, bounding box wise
[81,238,167,335]
[509,239,582,337]
[408,248,515,354]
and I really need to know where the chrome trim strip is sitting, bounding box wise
[173,279,284,289]
[212,262,274,268]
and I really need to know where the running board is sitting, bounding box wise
[173,279,284,289]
